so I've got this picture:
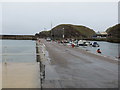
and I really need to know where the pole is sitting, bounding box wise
[51,22,53,39]
[4,46,7,64]
[63,28,64,39]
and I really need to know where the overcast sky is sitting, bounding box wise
[1,2,118,35]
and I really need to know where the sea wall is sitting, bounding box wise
[0,35,37,40]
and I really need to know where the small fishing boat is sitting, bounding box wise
[92,42,99,47]
[78,40,90,46]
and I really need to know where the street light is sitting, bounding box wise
[62,28,64,39]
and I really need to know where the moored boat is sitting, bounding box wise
[78,40,90,46]
[92,42,99,47]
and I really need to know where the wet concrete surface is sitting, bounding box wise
[40,39,118,88]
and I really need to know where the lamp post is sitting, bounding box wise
[62,28,64,39]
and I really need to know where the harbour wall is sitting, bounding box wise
[0,35,37,40]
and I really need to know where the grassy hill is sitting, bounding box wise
[38,31,51,38]
[106,24,120,43]
[38,24,96,39]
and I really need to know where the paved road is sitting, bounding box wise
[41,39,118,88]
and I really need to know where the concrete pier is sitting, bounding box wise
[40,39,118,88]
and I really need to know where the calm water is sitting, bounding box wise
[79,41,119,59]
[0,40,119,62]
[1,40,36,62]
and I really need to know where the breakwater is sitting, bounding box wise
[0,35,36,40]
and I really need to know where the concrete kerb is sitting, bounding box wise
[36,40,47,88]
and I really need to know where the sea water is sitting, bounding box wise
[1,40,40,88]
[79,41,119,59]
[1,40,36,63]
[1,40,119,62]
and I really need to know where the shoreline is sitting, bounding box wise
[59,42,118,63]
[76,47,119,63]
[64,40,119,61]
[77,46,119,61]
[83,48,118,61]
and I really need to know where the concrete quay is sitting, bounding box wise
[39,39,118,88]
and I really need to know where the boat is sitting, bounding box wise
[92,42,99,47]
[78,40,90,46]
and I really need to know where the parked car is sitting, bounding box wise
[46,37,51,41]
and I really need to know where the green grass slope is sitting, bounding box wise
[51,24,95,39]
[106,24,120,43]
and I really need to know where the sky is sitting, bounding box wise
[0,1,118,35]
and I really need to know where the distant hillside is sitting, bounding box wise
[38,31,51,38]
[38,24,96,39]
[106,24,120,43]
